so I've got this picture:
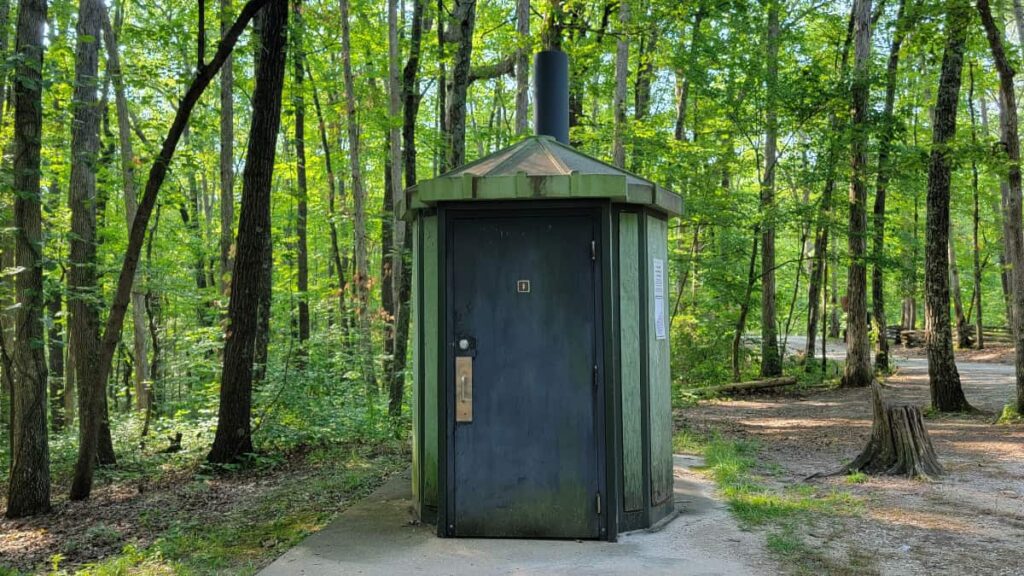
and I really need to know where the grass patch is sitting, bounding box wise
[996,404,1023,424]
[47,444,405,576]
[674,428,869,573]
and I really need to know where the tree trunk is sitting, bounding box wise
[69,0,107,501]
[515,0,529,135]
[979,0,1024,414]
[611,0,628,168]
[220,0,235,301]
[872,0,907,373]
[392,0,425,417]
[968,63,985,350]
[443,0,476,170]
[340,0,376,392]
[292,0,309,352]
[760,1,781,378]
[308,68,347,323]
[674,3,704,142]
[382,0,403,398]
[732,230,759,382]
[924,0,970,413]
[948,235,970,348]
[5,0,50,518]
[208,0,288,464]
[842,0,873,389]
[101,5,150,411]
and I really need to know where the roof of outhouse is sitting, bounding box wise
[402,135,682,217]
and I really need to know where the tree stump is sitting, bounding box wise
[812,382,943,480]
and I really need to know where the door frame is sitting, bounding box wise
[437,201,614,540]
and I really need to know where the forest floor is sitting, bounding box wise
[680,340,1024,575]
[0,441,406,575]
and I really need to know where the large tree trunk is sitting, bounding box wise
[611,0,628,168]
[924,0,970,413]
[101,5,150,411]
[292,0,309,352]
[69,0,107,501]
[340,0,376,392]
[391,0,425,417]
[5,0,50,518]
[208,0,288,464]
[443,0,476,170]
[979,0,1024,414]
[760,1,781,377]
[382,0,403,404]
[220,0,235,300]
[871,0,907,373]
[843,0,872,389]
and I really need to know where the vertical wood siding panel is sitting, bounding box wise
[646,215,673,506]
[619,213,644,512]
[423,214,439,509]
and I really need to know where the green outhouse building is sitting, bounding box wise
[403,50,682,541]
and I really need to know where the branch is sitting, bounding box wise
[93,0,275,425]
[469,53,514,83]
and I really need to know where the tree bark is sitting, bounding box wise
[871,0,907,373]
[968,62,985,350]
[101,5,150,410]
[979,0,1024,414]
[515,0,529,135]
[760,0,781,377]
[340,0,376,392]
[5,0,50,518]
[732,230,759,382]
[948,235,969,348]
[220,0,235,300]
[308,68,346,322]
[924,0,971,413]
[208,0,288,464]
[612,0,628,168]
[443,0,476,170]
[69,0,107,501]
[292,0,309,351]
[842,0,873,389]
[674,2,704,142]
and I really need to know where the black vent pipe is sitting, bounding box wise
[533,50,569,145]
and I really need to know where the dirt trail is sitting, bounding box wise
[685,338,1024,575]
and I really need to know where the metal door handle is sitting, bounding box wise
[456,357,473,422]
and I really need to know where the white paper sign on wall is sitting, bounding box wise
[653,257,666,340]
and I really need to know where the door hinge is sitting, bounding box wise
[596,492,602,515]
[590,240,596,261]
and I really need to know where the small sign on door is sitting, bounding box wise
[517,280,531,293]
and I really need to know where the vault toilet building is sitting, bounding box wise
[403,50,682,541]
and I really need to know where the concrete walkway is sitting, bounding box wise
[259,455,774,575]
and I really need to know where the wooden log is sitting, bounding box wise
[697,376,798,396]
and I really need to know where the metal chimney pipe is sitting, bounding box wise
[533,50,569,145]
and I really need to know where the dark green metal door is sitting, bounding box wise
[449,214,601,538]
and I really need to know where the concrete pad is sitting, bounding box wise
[259,455,775,575]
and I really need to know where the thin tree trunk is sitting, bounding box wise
[733,231,759,382]
[842,0,873,389]
[924,0,971,413]
[101,5,150,410]
[220,0,235,299]
[674,2,704,142]
[292,0,309,352]
[979,0,1024,413]
[208,0,288,464]
[69,0,107,501]
[515,0,529,135]
[968,62,985,350]
[340,0,376,392]
[872,0,907,373]
[760,0,781,377]
[948,235,969,347]
[5,0,50,518]
[308,68,346,322]
[443,0,476,170]
[612,0,628,168]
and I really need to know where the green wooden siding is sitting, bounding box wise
[423,214,439,509]
[618,213,644,512]
[646,214,673,506]
[411,219,421,510]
